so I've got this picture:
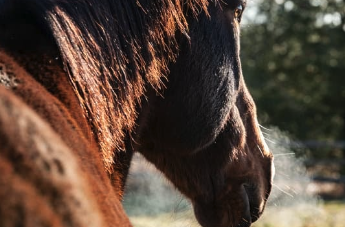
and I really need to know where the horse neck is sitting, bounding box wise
[1,16,91,139]
[0,23,133,202]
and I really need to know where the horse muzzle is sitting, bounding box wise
[192,150,274,227]
[192,184,252,227]
[192,179,271,227]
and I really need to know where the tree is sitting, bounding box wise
[241,0,345,158]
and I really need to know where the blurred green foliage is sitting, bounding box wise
[241,0,345,158]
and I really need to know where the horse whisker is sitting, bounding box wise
[272,183,294,198]
[263,137,276,144]
[242,217,249,223]
[252,214,259,220]
[259,124,272,131]
[261,131,271,136]
[273,153,295,157]
[257,145,264,157]
[252,206,260,211]
[283,184,297,194]
[275,170,290,177]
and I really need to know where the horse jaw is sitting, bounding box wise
[135,97,274,227]
[193,184,252,227]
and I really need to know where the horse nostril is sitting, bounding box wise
[242,183,264,223]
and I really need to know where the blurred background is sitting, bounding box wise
[123,0,345,226]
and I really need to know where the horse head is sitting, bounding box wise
[0,0,274,226]
[134,1,274,226]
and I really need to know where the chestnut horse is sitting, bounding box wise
[0,0,274,226]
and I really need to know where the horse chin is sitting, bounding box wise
[192,184,262,227]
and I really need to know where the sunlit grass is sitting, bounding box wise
[252,202,345,227]
[130,212,199,227]
[129,202,345,227]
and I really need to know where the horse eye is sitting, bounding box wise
[234,5,243,22]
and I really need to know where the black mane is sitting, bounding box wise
[22,0,209,170]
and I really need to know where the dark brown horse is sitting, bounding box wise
[0,0,274,226]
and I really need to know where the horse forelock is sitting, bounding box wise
[37,0,209,171]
